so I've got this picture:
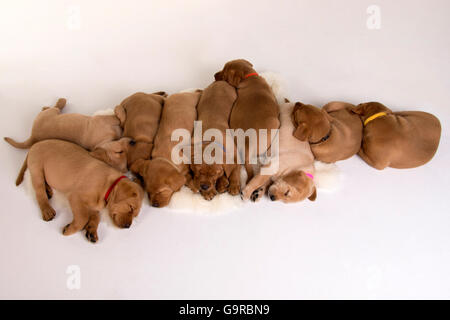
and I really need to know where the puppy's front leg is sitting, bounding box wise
[63,195,91,237]
[241,174,272,201]
[185,172,199,193]
[227,166,241,196]
[84,213,100,243]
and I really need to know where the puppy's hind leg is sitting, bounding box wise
[358,149,389,170]
[62,195,90,236]
[29,165,56,221]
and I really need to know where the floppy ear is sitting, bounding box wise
[308,187,317,201]
[222,164,235,178]
[351,104,364,115]
[152,91,168,97]
[89,148,109,163]
[227,69,244,87]
[129,158,146,176]
[214,71,223,81]
[114,105,126,126]
[293,122,310,141]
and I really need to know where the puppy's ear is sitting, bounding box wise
[293,122,310,141]
[90,148,109,163]
[114,105,126,126]
[152,91,168,97]
[130,159,146,176]
[222,164,235,178]
[308,187,317,201]
[293,102,304,113]
[214,71,223,81]
[351,104,364,115]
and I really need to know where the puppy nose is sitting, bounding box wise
[201,184,210,190]
[122,223,131,228]
[152,202,159,207]
[270,195,276,201]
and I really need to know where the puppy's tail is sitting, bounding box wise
[4,136,35,149]
[54,98,66,110]
[16,155,28,186]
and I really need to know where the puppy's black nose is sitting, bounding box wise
[270,195,276,201]
[122,223,131,228]
[129,140,136,146]
[152,202,159,207]
[201,184,210,190]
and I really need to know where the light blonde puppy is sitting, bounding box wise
[242,101,316,203]
[16,140,144,243]
[4,98,129,172]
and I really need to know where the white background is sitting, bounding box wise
[0,0,449,299]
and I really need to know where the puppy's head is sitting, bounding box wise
[292,102,331,143]
[107,179,144,229]
[190,163,224,193]
[268,170,316,203]
[127,140,152,167]
[131,159,185,208]
[90,137,132,172]
[351,102,392,120]
[214,59,255,87]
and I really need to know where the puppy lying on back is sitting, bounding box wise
[241,101,316,203]
[189,81,240,200]
[215,59,280,180]
[15,140,144,243]
[4,98,130,172]
[114,91,166,166]
[292,101,362,163]
[352,102,441,169]
[131,92,201,208]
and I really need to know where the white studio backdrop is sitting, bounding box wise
[0,0,449,299]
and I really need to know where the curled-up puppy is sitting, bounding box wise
[189,81,240,200]
[15,140,144,243]
[241,101,316,203]
[292,101,363,163]
[131,92,201,208]
[4,98,129,172]
[215,59,280,180]
[352,102,441,169]
[114,91,166,166]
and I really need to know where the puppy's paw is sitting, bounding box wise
[41,205,56,221]
[250,187,265,202]
[216,176,229,194]
[62,223,77,236]
[228,183,241,196]
[241,186,254,201]
[85,230,98,243]
[201,188,217,201]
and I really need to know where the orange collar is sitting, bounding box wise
[104,176,127,202]
[244,72,258,79]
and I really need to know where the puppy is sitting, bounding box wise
[114,91,166,166]
[4,98,129,172]
[292,101,363,163]
[352,102,441,169]
[131,92,201,208]
[189,81,240,200]
[215,59,280,180]
[242,101,316,203]
[16,140,144,243]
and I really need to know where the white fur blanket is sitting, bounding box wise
[21,72,340,215]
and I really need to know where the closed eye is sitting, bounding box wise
[284,190,290,197]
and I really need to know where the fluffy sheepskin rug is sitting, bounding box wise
[21,73,340,215]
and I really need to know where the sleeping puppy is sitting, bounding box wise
[4,98,129,172]
[241,101,316,203]
[215,59,280,180]
[189,81,240,200]
[352,102,441,169]
[131,92,201,208]
[114,91,166,166]
[292,101,363,163]
[15,139,144,243]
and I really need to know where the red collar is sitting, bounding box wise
[104,176,127,202]
[244,72,258,79]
